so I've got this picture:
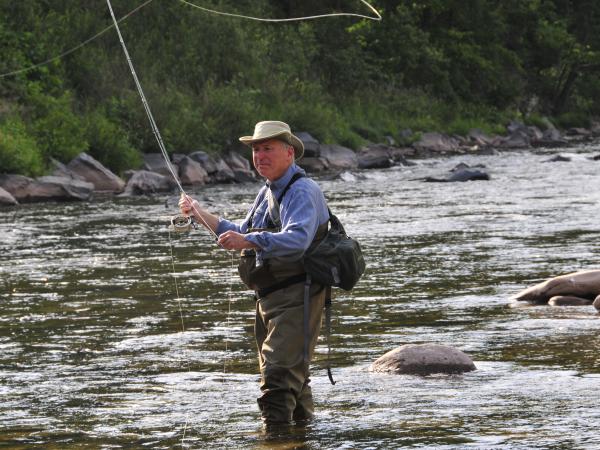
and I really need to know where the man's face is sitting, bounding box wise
[252,139,294,181]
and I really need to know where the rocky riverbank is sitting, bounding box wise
[1,120,599,206]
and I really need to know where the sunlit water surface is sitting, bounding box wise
[1,145,600,449]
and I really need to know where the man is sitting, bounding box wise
[179,121,329,425]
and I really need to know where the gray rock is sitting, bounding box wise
[50,158,85,181]
[0,174,34,201]
[171,153,187,164]
[121,170,177,196]
[318,144,358,170]
[594,295,600,311]
[511,270,600,304]
[370,344,476,375]
[224,152,256,182]
[357,144,393,169]
[24,176,94,202]
[188,151,219,174]
[142,153,177,177]
[424,169,490,182]
[535,128,568,147]
[178,156,209,186]
[67,153,125,192]
[212,158,236,183]
[588,154,600,161]
[450,162,486,172]
[358,154,392,169]
[296,132,320,158]
[467,129,497,147]
[566,127,592,137]
[298,157,329,173]
[548,295,593,306]
[544,154,572,162]
[413,132,460,153]
[0,186,18,206]
[496,130,531,148]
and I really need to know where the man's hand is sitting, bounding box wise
[218,230,258,251]
[179,194,201,216]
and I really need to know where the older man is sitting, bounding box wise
[180,121,329,425]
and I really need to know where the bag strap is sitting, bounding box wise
[248,172,306,229]
[324,286,336,385]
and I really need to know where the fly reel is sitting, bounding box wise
[169,214,197,233]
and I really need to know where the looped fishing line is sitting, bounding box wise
[177,0,382,22]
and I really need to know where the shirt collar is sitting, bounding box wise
[266,164,302,193]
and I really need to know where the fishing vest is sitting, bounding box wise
[238,173,328,295]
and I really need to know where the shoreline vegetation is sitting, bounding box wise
[2,1,600,197]
[1,120,599,207]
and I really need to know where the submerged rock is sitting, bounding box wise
[512,270,600,304]
[369,344,476,375]
[548,296,593,306]
[424,168,490,182]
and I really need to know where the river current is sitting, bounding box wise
[1,144,600,449]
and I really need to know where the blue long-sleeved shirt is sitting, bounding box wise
[216,164,329,260]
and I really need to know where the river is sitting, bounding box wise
[1,144,599,449]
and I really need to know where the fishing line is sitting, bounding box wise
[0,0,154,79]
[177,0,382,22]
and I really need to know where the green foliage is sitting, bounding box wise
[0,0,599,176]
[84,109,142,174]
[26,87,89,163]
[0,116,44,176]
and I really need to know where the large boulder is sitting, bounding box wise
[296,131,321,158]
[67,153,125,192]
[212,158,236,183]
[178,156,209,186]
[31,176,94,202]
[413,132,460,153]
[0,174,33,201]
[298,157,329,173]
[142,153,177,177]
[0,186,18,206]
[224,152,256,182]
[467,129,497,147]
[370,344,476,375]
[318,144,358,170]
[121,170,177,196]
[188,151,219,174]
[496,130,531,149]
[357,144,393,169]
[512,270,600,304]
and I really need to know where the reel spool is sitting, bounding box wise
[169,214,197,233]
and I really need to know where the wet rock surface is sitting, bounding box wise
[370,344,476,375]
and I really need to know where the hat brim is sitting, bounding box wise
[239,131,304,161]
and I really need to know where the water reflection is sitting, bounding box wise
[1,146,600,448]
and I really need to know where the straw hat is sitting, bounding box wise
[239,121,304,160]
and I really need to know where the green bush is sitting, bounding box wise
[26,87,89,163]
[84,109,142,174]
[0,116,44,176]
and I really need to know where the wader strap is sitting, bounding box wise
[256,273,307,299]
[303,273,312,363]
[324,286,336,385]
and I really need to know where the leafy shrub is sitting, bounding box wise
[0,116,44,176]
[84,109,142,174]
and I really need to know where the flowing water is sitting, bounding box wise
[1,144,600,449]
